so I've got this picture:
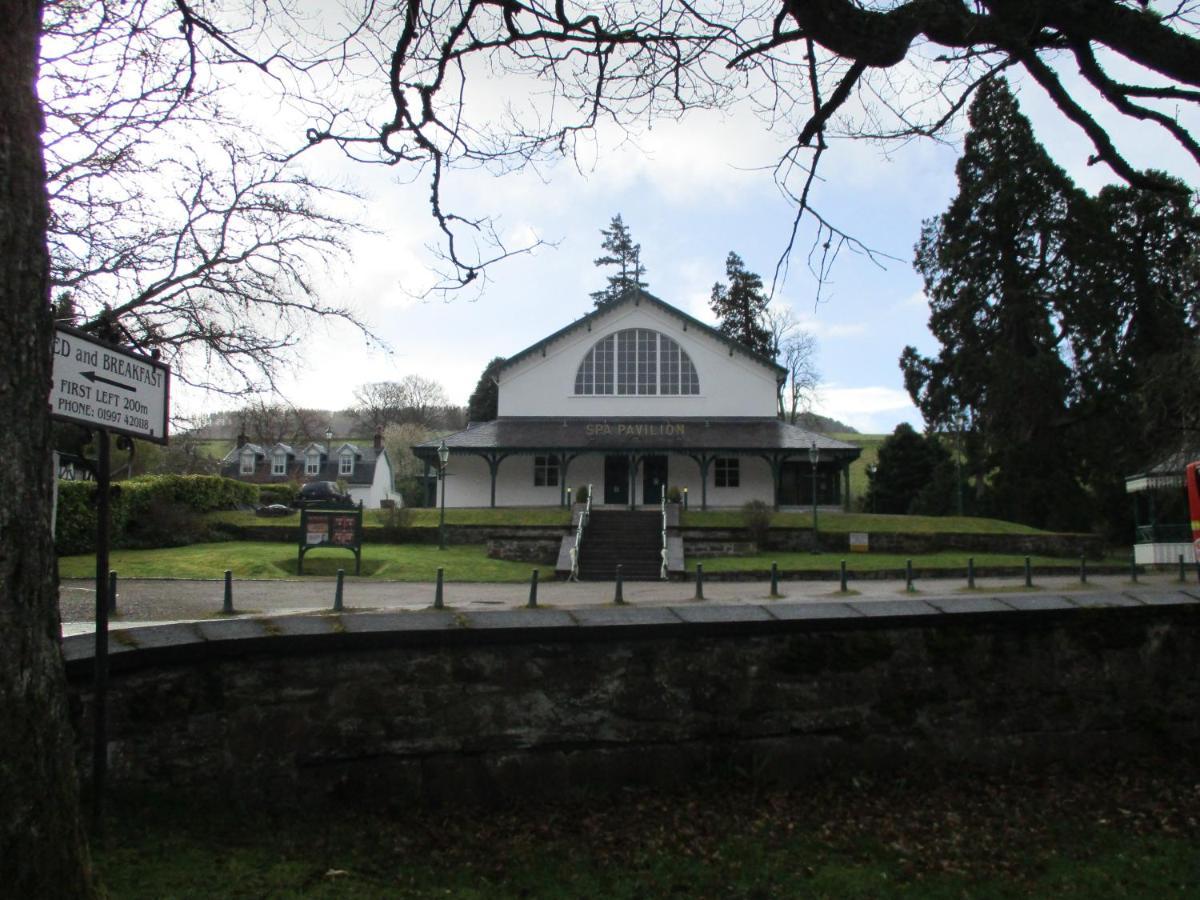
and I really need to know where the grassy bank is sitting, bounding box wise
[58,541,554,582]
[93,763,1199,898]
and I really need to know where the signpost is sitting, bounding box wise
[298,504,364,575]
[50,325,170,833]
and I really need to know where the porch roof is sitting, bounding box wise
[414,417,862,461]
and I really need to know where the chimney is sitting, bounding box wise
[373,427,383,452]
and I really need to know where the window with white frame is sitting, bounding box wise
[239,451,255,475]
[574,328,699,396]
[534,455,559,487]
[305,452,321,475]
[272,452,287,476]
[715,457,740,488]
[339,451,354,476]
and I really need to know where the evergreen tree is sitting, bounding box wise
[866,423,954,515]
[901,78,1090,530]
[590,214,647,307]
[709,252,772,358]
[467,356,505,422]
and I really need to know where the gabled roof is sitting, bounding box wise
[500,289,787,379]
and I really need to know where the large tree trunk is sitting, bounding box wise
[0,0,95,893]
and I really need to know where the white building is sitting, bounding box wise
[417,290,860,509]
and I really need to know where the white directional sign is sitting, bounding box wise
[50,326,170,444]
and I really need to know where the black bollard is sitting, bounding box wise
[770,562,780,598]
[334,568,345,612]
[840,559,848,593]
[434,567,444,609]
[1180,554,1187,583]
[1130,552,1138,584]
[223,569,233,614]
[108,570,117,614]
[694,563,704,601]
[1080,556,1088,584]
[905,559,914,593]
[614,564,625,605]
[528,569,539,608]
[1025,556,1033,588]
[967,557,975,590]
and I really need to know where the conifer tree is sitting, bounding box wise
[901,78,1089,530]
[590,215,647,307]
[467,356,505,422]
[709,252,773,358]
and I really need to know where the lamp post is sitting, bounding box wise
[866,463,877,514]
[324,427,333,475]
[437,440,449,550]
[809,440,820,554]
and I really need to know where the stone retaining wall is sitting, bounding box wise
[65,592,1200,808]
[680,528,1105,558]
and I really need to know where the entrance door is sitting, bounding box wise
[604,455,629,505]
[642,455,668,505]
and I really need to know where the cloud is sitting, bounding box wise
[812,384,921,435]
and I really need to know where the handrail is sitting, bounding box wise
[569,483,592,581]
[660,494,669,580]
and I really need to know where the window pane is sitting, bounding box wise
[637,329,657,394]
[596,335,613,394]
[617,330,636,394]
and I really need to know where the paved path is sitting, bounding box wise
[59,570,1199,636]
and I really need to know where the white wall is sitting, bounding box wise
[498,301,779,419]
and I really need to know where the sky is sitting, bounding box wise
[172,31,1200,437]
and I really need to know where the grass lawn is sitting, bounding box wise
[681,508,1050,534]
[205,506,572,528]
[685,550,1125,573]
[92,764,1199,898]
[58,541,555,582]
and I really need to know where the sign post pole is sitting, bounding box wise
[91,428,110,835]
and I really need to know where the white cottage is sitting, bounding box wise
[416,290,860,509]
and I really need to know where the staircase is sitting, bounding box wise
[577,509,663,581]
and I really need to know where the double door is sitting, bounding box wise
[603,454,668,505]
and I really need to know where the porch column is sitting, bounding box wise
[628,453,638,509]
[486,453,508,508]
[423,457,432,507]
[843,461,851,512]
[693,453,713,511]
[763,453,783,511]
[559,452,578,507]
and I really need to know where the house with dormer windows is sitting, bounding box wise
[414,289,860,509]
[221,430,399,507]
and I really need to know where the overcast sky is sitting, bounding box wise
[175,54,1199,436]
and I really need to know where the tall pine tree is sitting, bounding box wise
[901,78,1089,530]
[590,214,647,307]
[709,252,772,358]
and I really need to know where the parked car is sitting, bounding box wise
[255,503,294,518]
[296,481,353,508]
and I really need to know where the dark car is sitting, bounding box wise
[297,481,353,508]
[255,503,294,518]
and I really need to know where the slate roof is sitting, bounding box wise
[1125,445,1200,492]
[414,417,861,460]
[500,289,787,379]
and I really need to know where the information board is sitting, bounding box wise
[50,326,170,444]
[298,505,363,574]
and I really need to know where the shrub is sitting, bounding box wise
[741,499,772,549]
[666,485,682,503]
[259,483,298,506]
[54,474,259,555]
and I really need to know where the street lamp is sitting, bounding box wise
[324,427,333,474]
[809,440,820,554]
[437,440,450,550]
[866,463,877,514]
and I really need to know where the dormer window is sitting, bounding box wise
[305,451,321,476]
[272,451,287,476]
[239,450,255,475]
[339,451,354,476]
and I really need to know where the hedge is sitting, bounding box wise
[55,475,259,555]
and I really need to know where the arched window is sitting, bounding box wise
[574,329,699,396]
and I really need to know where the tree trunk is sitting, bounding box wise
[0,0,95,893]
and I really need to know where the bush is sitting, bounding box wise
[54,475,259,555]
[259,483,299,506]
[741,499,772,549]
[666,485,682,503]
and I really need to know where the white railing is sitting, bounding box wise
[569,483,593,581]
[660,494,669,580]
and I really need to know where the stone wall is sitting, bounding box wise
[680,528,1105,558]
[65,594,1200,808]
